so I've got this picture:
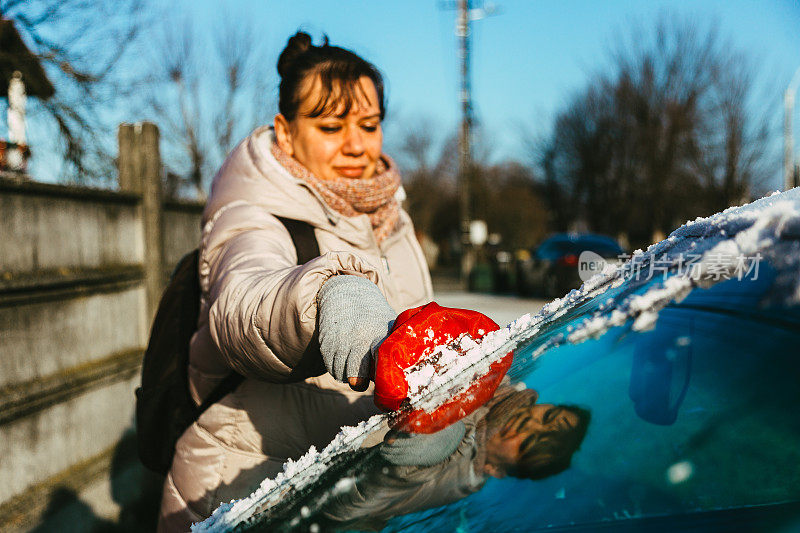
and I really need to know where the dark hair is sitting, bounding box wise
[509,404,591,480]
[277,31,386,122]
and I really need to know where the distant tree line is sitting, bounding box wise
[396,125,548,266]
[536,16,775,246]
[400,15,777,263]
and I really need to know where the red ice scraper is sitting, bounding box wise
[374,302,513,433]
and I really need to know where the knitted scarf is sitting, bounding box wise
[271,141,402,243]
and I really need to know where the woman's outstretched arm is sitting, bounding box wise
[201,201,384,382]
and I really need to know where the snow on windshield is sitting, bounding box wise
[194,188,800,532]
[193,414,386,532]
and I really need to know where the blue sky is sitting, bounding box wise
[21,0,800,188]
[175,0,799,182]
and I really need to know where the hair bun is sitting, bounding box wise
[276,31,384,121]
[277,31,313,78]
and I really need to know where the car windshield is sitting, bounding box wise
[536,236,624,260]
[196,190,800,532]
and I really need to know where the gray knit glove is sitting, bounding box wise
[317,275,395,390]
[380,422,467,466]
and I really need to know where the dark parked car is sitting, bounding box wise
[517,233,625,298]
[197,190,800,532]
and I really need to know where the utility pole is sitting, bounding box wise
[445,0,497,285]
[457,0,473,284]
[785,66,800,191]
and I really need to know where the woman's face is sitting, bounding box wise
[484,404,579,478]
[274,75,383,181]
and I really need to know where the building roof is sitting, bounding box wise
[0,19,55,99]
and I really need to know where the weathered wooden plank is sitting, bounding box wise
[0,430,160,533]
[0,264,144,307]
[139,122,165,321]
[0,376,139,504]
[0,176,140,204]
[0,285,147,389]
[163,198,204,214]
[0,348,142,426]
[0,192,143,273]
[162,208,201,270]
[0,442,118,533]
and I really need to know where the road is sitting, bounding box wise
[433,291,547,327]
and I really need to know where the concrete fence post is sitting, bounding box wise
[117,124,139,194]
[118,122,164,321]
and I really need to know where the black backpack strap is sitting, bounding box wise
[276,216,320,264]
[198,371,245,412]
[197,217,320,409]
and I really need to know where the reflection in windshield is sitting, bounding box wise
[628,325,693,426]
[293,384,591,531]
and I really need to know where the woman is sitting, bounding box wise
[157,32,433,531]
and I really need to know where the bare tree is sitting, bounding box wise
[397,117,438,174]
[1,0,145,181]
[398,120,548,267]
[474,161,548,249]
[397,122,458,244]
[538,14,777,247]
[145,18,272,199]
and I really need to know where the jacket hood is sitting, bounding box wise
[203,126,337,228]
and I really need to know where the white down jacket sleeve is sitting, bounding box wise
[199,201,381,382]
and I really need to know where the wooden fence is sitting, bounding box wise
[0,123,203,531]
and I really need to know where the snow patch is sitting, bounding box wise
[564,197,800,346]
[192,415,385,532]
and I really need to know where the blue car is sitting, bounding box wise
[198,189,800,533]
[518,233,625,298]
